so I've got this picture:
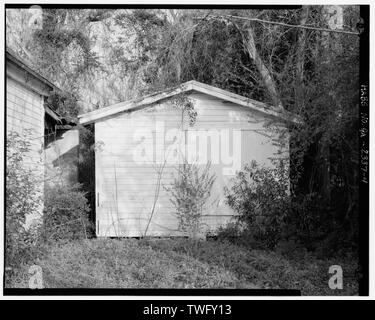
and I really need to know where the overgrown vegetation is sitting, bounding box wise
[140,239,359,295]
[5,132,92,277]
[6,238,359,295]
[167,161,216,239]
[223,158,358,255]
[42,183,93,242]
[6,131,43,268]
[224,160,290,248]
[6,239,241,289]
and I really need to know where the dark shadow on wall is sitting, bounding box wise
[44,125,79,186]
[50,145,79,184]
[78,124,96,229]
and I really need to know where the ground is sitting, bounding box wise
[6,238,359,295]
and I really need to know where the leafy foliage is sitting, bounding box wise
[170,93,197,126]
[45,91,80,118]
[225,161,290,248]
[6,132,43,267]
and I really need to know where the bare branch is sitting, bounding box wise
[204,14,359,35]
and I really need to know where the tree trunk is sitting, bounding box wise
[295,6,309,112]
[319,5,344,203]
[243,26,283,109]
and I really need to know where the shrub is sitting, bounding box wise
[224,160,290,248]
[6,131,43,268]
[224,160,356,254]
[167,161,216,239]
[216,222,241,241]
[216,222,268,250]
[42,183,93,242]
[284,192,328,251]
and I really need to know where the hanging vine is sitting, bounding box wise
[170,92,197,127]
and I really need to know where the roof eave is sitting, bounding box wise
[45,106,63,124]
[6,50,61,94]
[78,82,193,125]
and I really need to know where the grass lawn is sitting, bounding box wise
[6,238,359,295]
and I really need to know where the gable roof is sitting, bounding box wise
[78,80,301,125]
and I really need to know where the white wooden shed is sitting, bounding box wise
[79,81,298,237]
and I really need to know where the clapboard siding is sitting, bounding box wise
[95,91,288,237]
[6,73,46,228]
[6,78,44,170]
[95,103,183,236]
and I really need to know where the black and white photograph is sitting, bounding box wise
[2,2,370,298]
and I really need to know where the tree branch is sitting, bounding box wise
[205,14,359,35]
